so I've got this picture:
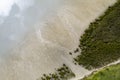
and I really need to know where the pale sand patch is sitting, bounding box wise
[0,0,117,80]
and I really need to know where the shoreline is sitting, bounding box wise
[81,60,120,80]
[0,0,117,80]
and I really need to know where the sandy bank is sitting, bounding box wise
[0,0,117,80]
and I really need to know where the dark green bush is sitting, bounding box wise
[74,0,120,69]
[38,64,75,80]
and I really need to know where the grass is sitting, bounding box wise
[82,63,120,80]
[74,0,120,69]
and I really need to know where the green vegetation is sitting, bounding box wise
[82,63,120,80]
[37,64,75,80]
[74,0,120,69]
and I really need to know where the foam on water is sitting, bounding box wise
[0,0,116,80]
[0,0,63,55]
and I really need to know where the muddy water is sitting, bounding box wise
[0,0,116,80]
